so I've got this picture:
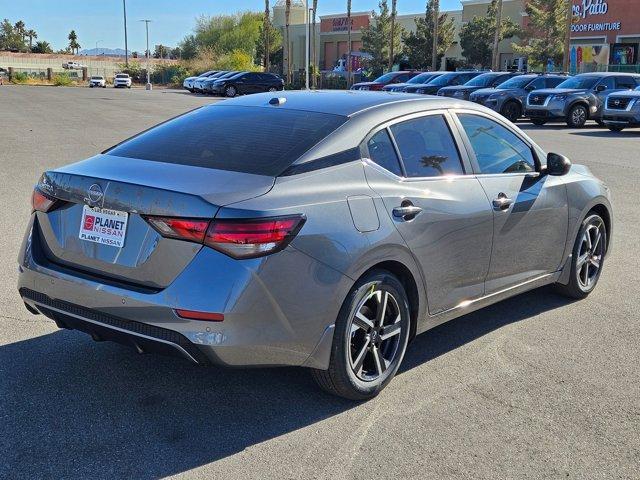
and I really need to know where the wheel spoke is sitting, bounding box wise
[353,311,374,331]
[577,252,589,267]
[351,340,369,374]
[592,229,602,252]
[372,346,387,375]
[380,321,401,341]
[376,291,388,327]
[585,227,593,250]
[590,256,600,269]
[580,263,589,285]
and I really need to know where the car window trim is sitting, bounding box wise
[449,108,542,177]
[361,109,474,181]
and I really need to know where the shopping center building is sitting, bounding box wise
[272,0,640,74]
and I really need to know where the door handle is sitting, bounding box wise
[492,193,513,210]
[393,204,422,220]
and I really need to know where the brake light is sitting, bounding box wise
[175,309,224,322]
[144,217,209,243]
[144,214,305,259]
[32,189,60,213]
[204,215,305,259]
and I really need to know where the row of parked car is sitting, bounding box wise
[88,73,132,88]
[183,70,284,97]
[351,70,640,131]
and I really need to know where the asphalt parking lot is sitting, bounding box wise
[1,85,639,479]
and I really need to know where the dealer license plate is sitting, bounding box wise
[79,205,129,248]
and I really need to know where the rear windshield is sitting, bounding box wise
[498,76,535,89]
[556,76,598,89]
[116,74,129,78]
[465,74,500,87]
[106,105,347,176]
[427,73,459,86]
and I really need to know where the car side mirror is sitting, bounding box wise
[546,152,571,176]
[595,85,606,92]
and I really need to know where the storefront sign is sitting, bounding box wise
[571,21,620,32]
[572,0,608,18]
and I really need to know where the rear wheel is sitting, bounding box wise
[501,101,521,123]
[311,270,411,401]
[567,104,588,128]
[225,85,237,98]
[531,118,547,126]
[554,213,606,299]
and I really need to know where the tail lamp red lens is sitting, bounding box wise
[144,214,305,259]
[174,309,224,322]
[32,189,60,213]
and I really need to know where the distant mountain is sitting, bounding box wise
[79,48,130,57]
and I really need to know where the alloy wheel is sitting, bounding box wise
[576,219,604,290]
[571,106,587,127]
[502,102,520,123]
[347,288,403,382]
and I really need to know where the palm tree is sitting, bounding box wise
[347,0,352,87]
[264,0,271,70]
[312,0,318,88]
[32,40,52,54]
[26,29,37,50]
[284,0,291,84]
[389,0,397,70]
[14,20,25,41]
[68,30,80,54]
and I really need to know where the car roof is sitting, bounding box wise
[577,72,640,77]
[215,89,485,117]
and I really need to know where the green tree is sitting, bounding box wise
[25,29,37,49]
[361,0,404,76]
[402,0,455,70]
[68,30,80,54]
[513,0,567,70]
[153,44,169,59]
[14,20,25,41]
[459,0,519,67]
[31,40,53,54]
[0,19,27,51]
[214,49,260,71]
[194,12,262,58]
[255,14,282,69]
[179,35,198,60]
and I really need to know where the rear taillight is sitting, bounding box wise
[144,214,305,259]
[31,189,60,213]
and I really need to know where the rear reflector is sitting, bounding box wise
[144,214,305,259]
[175,309,224,322]
[32,189,61,213]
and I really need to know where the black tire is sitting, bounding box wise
[501,101,521,123]
[595,119,605,127]
[554,213,606,299]
[566,104,588,128]
[607,125,624,132]
[225,85,237,98]
[531,118,547,126]
[311,270,411,401]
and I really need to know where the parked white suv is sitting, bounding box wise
[62,61,85,70]
[113,73,132,88]
[89,76,106,88]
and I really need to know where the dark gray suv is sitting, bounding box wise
[437,72,520,101]
[602,85,640,132]
[525,72,640,127]
[470,74,567,122]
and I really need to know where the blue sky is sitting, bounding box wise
[0,0,462,53]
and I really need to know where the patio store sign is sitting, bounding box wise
[571,0,621,33]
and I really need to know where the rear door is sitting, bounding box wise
[452,110,568,293]
[362,111,494,314]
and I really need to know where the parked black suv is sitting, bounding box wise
[210,72,285,97]
[525,72,640,127]
[406,71,482,95]
[437,72,521,100]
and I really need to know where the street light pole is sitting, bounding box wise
[140,19,152,90]
[305,0,310,90]
[123,0,129,67]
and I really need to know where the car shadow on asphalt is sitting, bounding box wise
[1,287,573,479]
[567,130,640,138]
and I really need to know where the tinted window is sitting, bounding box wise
[499,76,535,89]
[395,73,414,82]
[465,74,500,87]
[107,105,347,176]
[527,77,547,89]
[367,130,403,176]
[597,76,615,90]
[616,76,637,89]
[556,76,598,89]
[374,72,397,83]
[427,73,458,86]
[545,77,565,88]
[458,114,535,174]
[390,115,464,178]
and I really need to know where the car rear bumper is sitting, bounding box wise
[18,215,350,369]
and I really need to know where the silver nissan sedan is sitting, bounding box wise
[18,91,612,400]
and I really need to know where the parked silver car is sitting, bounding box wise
[18,91,613,400]
[602,85,640,132]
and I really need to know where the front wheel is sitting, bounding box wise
[567,104,588,128]
[311,270,411,400]
[531,118,547,126]
[225,85,237,98]
[554,213,606,299]
[501,101,521,123]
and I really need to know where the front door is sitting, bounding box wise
[453,111,568,293]
[363,111,494,314]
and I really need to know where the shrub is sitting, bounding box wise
[53,73,73,86]
[11,72,28,84]
[213,50,260,72]
[150,63,190,85]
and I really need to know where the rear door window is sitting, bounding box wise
[390,115,464,178]
[107,105,347,176]
[366,130,403,176]
[616,76,637,89]
[545,77,565,88]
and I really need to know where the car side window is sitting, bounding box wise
[492,75,510,86]
[616,76,637,89]
[389,115,464,178]
[457,114,535,174]
[395,73,412,82]
[366,129,403,177]
[527,77,546,89]
[545,77,564,88]
[596,77,615,90]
